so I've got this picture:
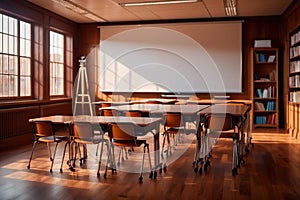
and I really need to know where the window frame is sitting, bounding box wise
[49,29,65,97]
[0,13,33,100]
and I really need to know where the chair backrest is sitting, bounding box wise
[125,110,142,117]
[164,112,184,128]
[72,122,94,139]
[100,103,112,108]
[227,101,252,118]
[145,100,161,104]
[109,123,135,140]
[101,109,117,116]
[205,113,233,132]
[33,121,55,137]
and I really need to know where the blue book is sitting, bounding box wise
[259,53,266,62]
[266,101,270,111]
[257,89,262,98]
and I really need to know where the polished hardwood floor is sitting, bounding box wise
[1,130,300,200]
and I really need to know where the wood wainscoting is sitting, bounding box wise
[0,101,72,151]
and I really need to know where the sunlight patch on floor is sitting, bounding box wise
[3,171,110,188]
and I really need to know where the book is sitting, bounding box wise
[255,102,265,111]
[257,89,262,98]
[254,40,271,48]
[267,55,275,62]
[263,89,268,98]
[259,53,266,62]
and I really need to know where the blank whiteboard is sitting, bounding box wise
[99,21,242,94]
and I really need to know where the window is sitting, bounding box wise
[0,13,31,98]
[49,31,64,96]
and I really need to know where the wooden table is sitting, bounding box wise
[29,115,163,174]
[101,104,210,117]
[130,98,178,104]
[197,103,251,175]
[103,104,211,166]
[186,99,252,105]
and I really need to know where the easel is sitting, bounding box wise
[73,56,93,116]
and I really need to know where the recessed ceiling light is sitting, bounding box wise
[119,0,200,7]
[52,0,106,22]
[224,0,237,16]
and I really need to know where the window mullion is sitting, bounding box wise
[17,19,20,97]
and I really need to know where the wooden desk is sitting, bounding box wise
[197,103,251,175]
[150,104,209,115]
[186,99,252,105]
[101,104,210,117]
[29,115,163,174]
[130,98,178,104]
[198,103,250,116]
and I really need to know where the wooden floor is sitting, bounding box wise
[1,130,300,200]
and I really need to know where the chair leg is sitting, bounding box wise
[138,144,147,182]
[97,140,105,177]
[117,147,122,166]
[161,132,171,157]
[146,144,156,179]
[173,133,177,147]
[161,133,166,157]
[103,141,115,178]
[124,147,128,159]
[84,144,88,159]
[193,133,199,169]
[47,143,53,161]
[60,140,72,173]
[96,143,99,156]
[73,143,79,167]
[50,142,59,173]
[166,133,171,155]
[232,137,238,175]
[27,141,38,169]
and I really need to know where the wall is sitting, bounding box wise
[281,0,300,129]
[0,0,78,149]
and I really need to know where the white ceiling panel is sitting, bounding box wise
[26,0,294,23]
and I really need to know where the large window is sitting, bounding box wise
[0,13,31,98]
[49,31,64,96]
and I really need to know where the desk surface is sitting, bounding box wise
[199,104,249,116]
[93,98,178,106]
[102,104,210,115]
[29,115,162,126]
[150,104,210,114]
[187,99,252,105]
[131,98,178,104]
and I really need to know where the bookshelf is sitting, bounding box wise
[288,26,300,138]
[251,47,279,129]
[289,26,300,102]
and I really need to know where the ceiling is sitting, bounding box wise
[26,0,293,23]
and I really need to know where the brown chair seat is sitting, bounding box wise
[27,120,68,173]
[108,123,154,182]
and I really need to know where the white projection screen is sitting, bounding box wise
[98,21,242,94]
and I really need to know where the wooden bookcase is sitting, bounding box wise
[250,47,279,129]
[288,26,300,138]
[289,26,300,102]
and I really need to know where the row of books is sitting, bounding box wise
[255,114,276,124]
[291,30,300,46]
[290,91,300,103]
[290,60,300,73]
[256,86,276,98]
[289,75,300,87]
[255,53,276,63]
[255,101,276,111]
[290,46,300,59]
